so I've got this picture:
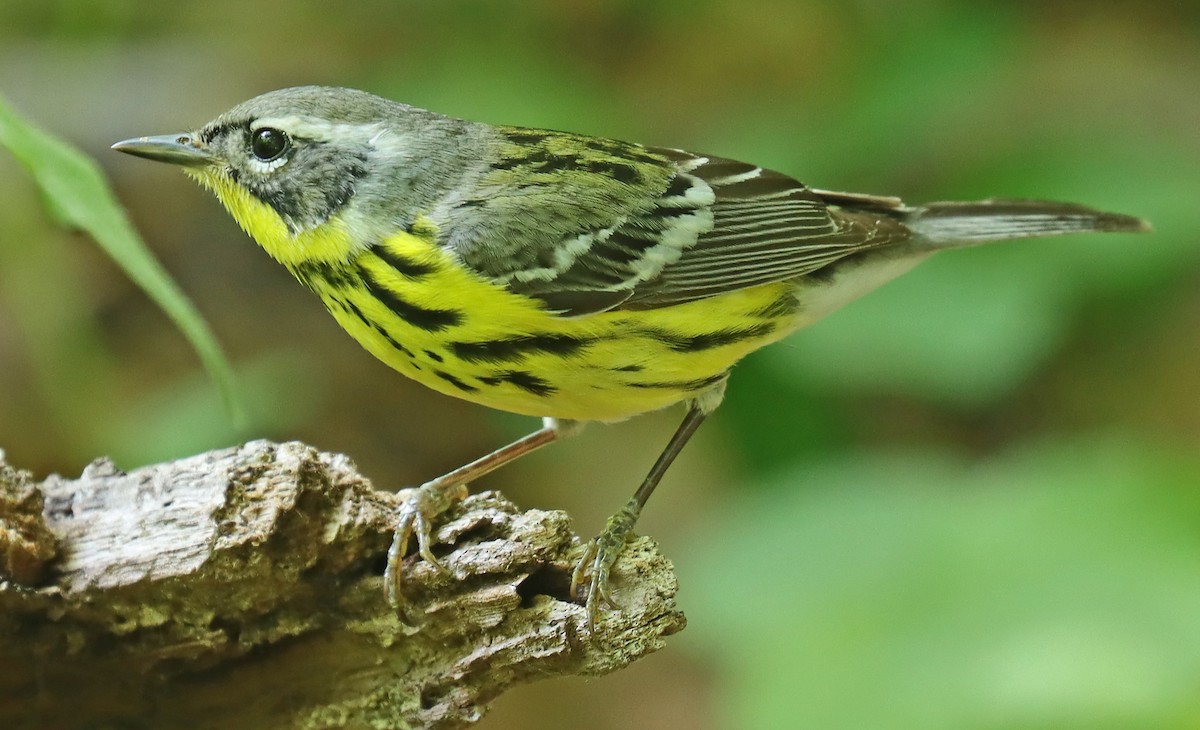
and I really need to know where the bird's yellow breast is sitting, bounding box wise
[312,231,797,421]
[203,174,795,421]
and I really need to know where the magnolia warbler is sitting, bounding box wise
[113,86,1149,627]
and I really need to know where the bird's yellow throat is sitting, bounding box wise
[189,167,360,267]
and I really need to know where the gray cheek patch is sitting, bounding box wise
[244,142,369,234]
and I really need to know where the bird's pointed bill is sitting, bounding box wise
[112,134,214,167]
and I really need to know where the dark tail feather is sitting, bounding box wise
[906,198,1151,247]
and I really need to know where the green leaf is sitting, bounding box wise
[0,92,243,423]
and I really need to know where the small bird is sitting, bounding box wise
[113,86,1148,627]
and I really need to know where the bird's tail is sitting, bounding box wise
[903,198,1151,247]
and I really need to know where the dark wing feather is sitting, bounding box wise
[622,152,913,308]
[447,128,914,316]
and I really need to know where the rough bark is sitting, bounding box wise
[0,441,685,730]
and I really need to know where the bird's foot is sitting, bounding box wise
[571,497,640,630]
[383,479,469,617]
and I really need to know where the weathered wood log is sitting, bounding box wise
[0,441,685,729]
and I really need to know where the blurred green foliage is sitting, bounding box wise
[1,1,1198,729]
[686,437,1200,729]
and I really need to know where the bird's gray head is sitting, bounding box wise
[113,86,479,244]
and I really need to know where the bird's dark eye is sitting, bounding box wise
[251,128,289,162]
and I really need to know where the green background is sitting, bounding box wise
[2,1,1198,728]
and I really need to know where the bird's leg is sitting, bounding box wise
[572,383,724,629]
[384,417,584,611]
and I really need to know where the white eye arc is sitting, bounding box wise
[247,156,289,174]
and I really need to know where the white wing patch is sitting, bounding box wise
[505,224,621,285]
[625,172,715,283]
[504,170,717,294]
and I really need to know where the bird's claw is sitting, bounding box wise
[571,498,640,630]
[383,480,468,613]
